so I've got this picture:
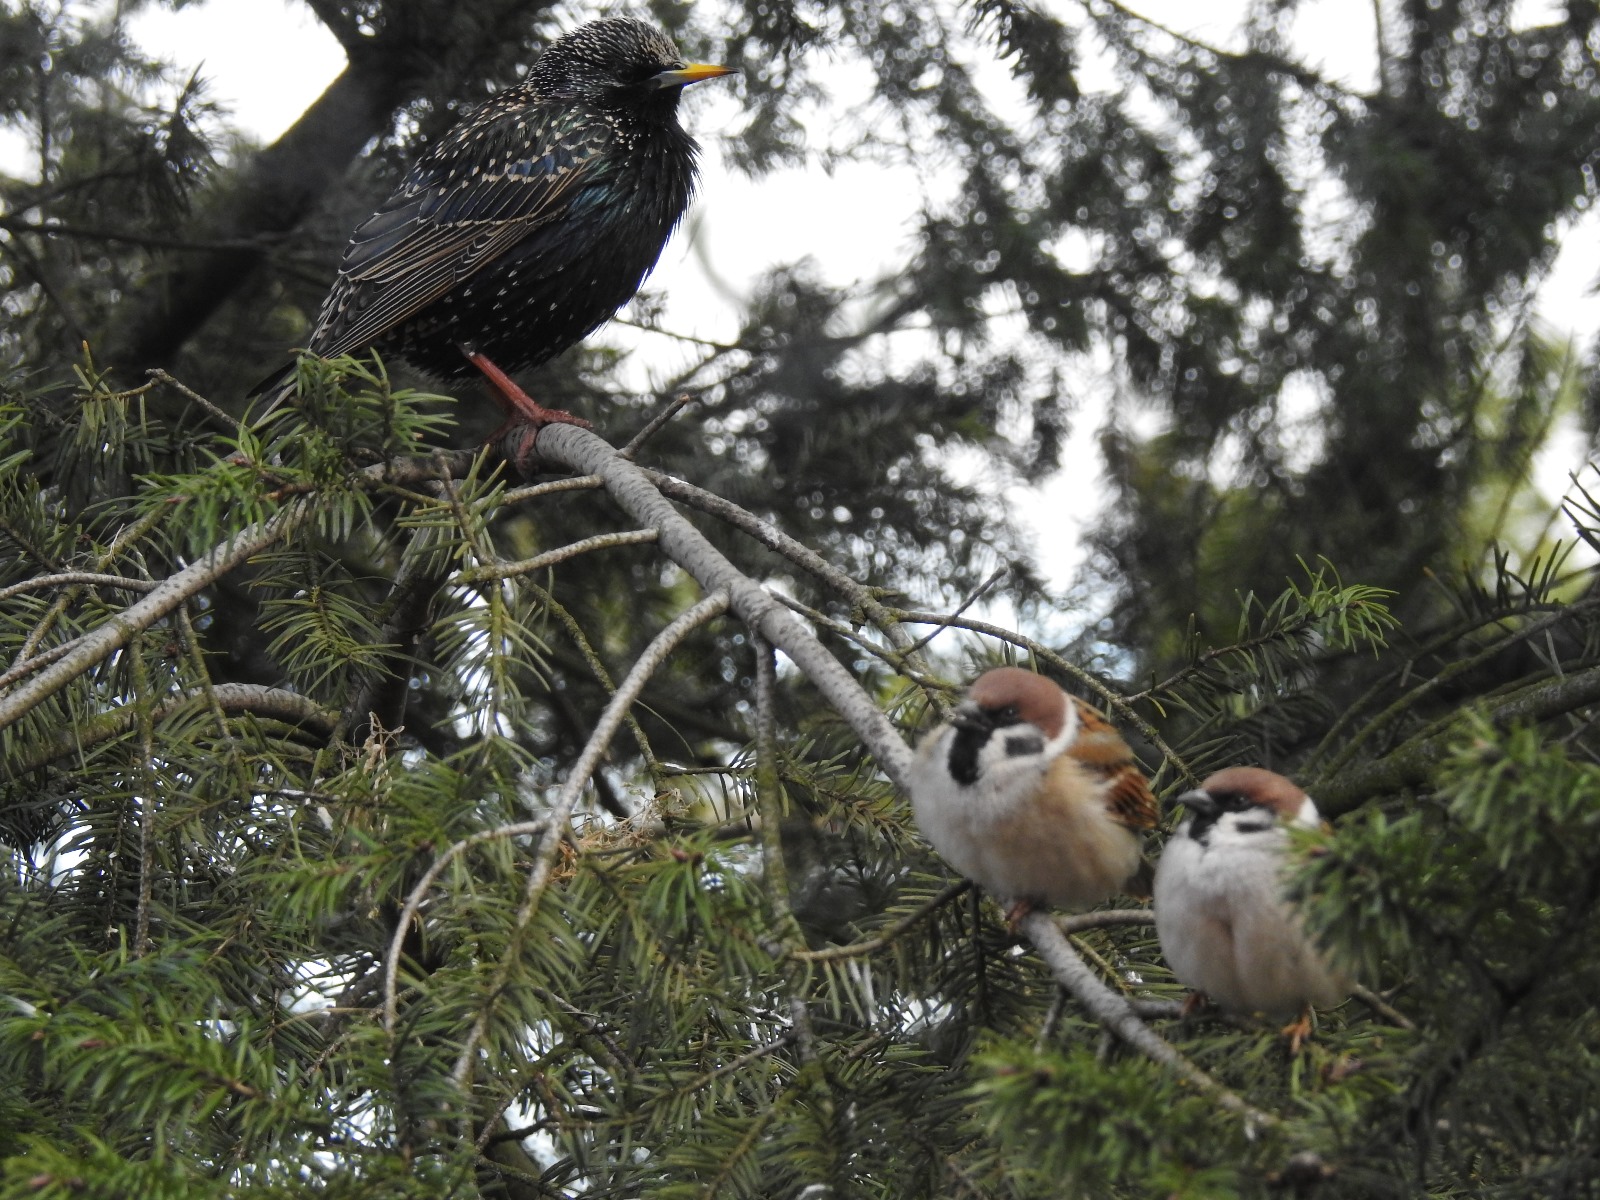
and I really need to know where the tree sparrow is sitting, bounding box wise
[907,667,1158,922]
[1153,767,1350,1047]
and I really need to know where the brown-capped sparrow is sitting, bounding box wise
[907,667,1158,923]
[1152,766,1350,1049]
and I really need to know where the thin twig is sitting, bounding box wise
[901,565,1010,658]
[642,467,931,676]
[520,581,661,784]
[0,214,270,253]
[771,590,944,689]
[1035,987,1068,1053]
[1351,983,1416,1031]
[130,634,157,959]
[621,393,696,458]
[500,473,603,504]
[667,1031,797,1098]
[1056,908,1154,934]
[455,529,659,584]
[0,639,81,692]
[381,821,552,1032]
[148,369,244,434]
[0,572,158,602]
[792,880,973,962]
[752,632,818,1063]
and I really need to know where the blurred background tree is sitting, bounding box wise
[3,0,1600,1196]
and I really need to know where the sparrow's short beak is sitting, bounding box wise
[651,62,739,90]
[948,702,992,734]
[1173,788,1218,817]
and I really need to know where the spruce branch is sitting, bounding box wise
[6,684,336,776]
[455,529,660,584]
[1018,911,1278,1128]
[1314,662,1600,815]
[0,572,157,601]
[752,633,819,1064]
[641,467,933,678]
[447,588,732,1089]
[11,501,172,667]
[501,474,604,504]
[518,581,662,786]
[667,1031,798,1098]
[381,819,553,1033]
[0,499,315,734]
[1312,598,1600,785]
[0,447,508,741]
[1351,983,1416,1030]
[768,593,953,736]
[536,426,912,786]
[335,521,451,746]
[129,632,157,960]
[0,639,83,691]
[146,368,243,434]
[792,880,972,963]
[1056,909,1157,934]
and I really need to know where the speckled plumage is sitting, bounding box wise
[257,18,729,406]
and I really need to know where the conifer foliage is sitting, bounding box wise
[4,2,1600,1197]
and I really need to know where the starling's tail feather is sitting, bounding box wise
[247,361,297,421]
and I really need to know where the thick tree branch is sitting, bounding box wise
[536,426,913,787]
[1313,662,1600,815]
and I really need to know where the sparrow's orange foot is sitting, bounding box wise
[1179,990,1212,1019]
[1003,899,1035,933]
[463,348,592,429]
[1281,1006,1316,1054]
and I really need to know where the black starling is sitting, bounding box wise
[254,17,734,427]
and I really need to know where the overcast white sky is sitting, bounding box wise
[21,0,1600,596]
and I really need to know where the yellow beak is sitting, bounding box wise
[651,62,738,89]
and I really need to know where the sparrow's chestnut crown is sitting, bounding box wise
[1197,766,1309,819]
[964,667,1067,739]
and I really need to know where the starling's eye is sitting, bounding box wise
[624,60,673,86]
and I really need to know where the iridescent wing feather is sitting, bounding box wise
[307,106,614,359]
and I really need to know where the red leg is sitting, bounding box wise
[1281,1005,1316,1054]
[1003,898,1035,933]
[460,348,591,429]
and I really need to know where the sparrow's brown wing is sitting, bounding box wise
[1064,698,1159,832]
